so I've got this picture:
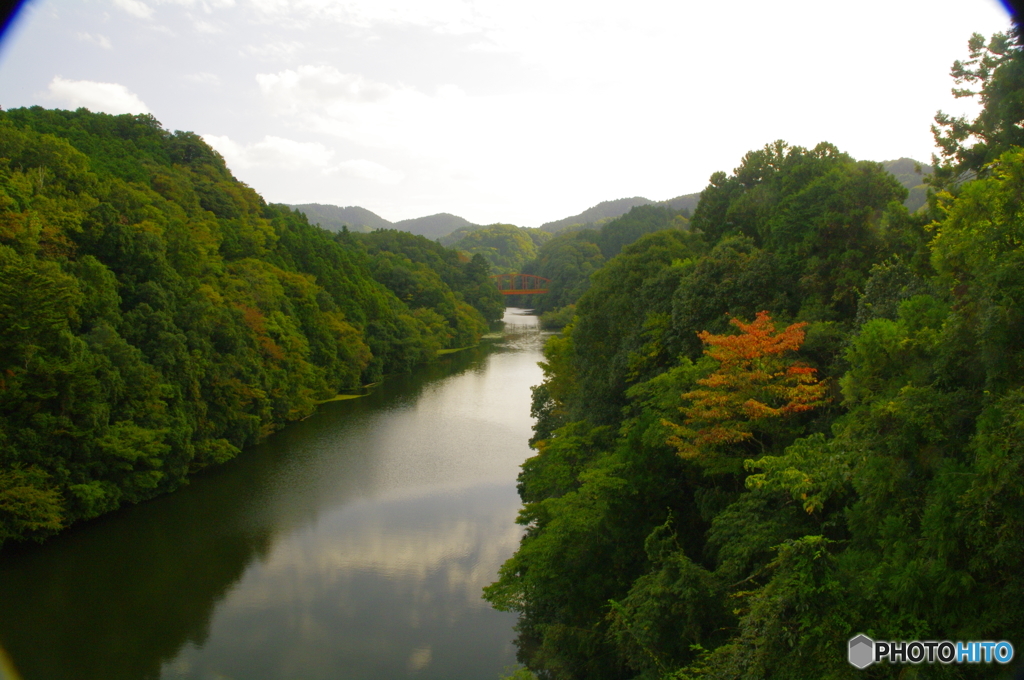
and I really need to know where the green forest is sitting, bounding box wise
[1,19,1023,680]
[485,28,1024,679]
[0,107,503,546]
[519,205,691,319]
[444,223,552,273]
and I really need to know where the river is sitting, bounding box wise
[0,308,546,680]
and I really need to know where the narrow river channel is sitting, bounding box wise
[0,308,546,680]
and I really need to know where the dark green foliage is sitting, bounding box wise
[539,197,654,233]
[588,206,688,261]
[691,141,908,321]
[520,205,689,314]
[538,304,575,330]
[353,228,504,324]
[933,27,1024,181]
[0,107,496,547]
[519,231,605,313]
[658,192,701,216]
[670,236,792,358]
[3,106,173,183]
[445,223,550,273]
[487,83,1024,678]
[570,230,704,424]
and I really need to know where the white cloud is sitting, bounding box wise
[77,32,113,49]
[110,0,238,24]
[254,65,490,154]
[203,133,405,185]
[202,134,334,170]
[72,0,1012,225]
[246,0,290,14]
[47,77,152,115]
[200,134,244,160]
[176,0,237,8]
[183,71,221,85]
[296,0,482,33]
[193,18,222,32]
[138,0,238,9]
[112,0,154,19]
[231,0,487,32]
[250,64,596,193]
[326,159,404,184]
[256,66,394,111]
[243,40,304,60]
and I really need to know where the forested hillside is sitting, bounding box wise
[393,212,478,240]
[287,204,479,241]
[486,28,1024,679]
[539,197,656,233]
[0,107,501,547]
[287,203,391,233]
[659,192,701,215]
[516,205,689,318]
[880,158,933,212]
[444,223,551,273]
[351,228,505,328]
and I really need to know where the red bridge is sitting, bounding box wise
[491,273,551,295]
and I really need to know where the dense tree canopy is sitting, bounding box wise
[520,205,689,316]
[0,106,500,547]
[445,223,550,273]
[486,30,1024,679]
[932,26,1024,180]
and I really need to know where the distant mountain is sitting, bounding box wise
[292,156,928,241]
[443,224,550,273]
[288,204,391,233]
[393,213,478,240]
[658,192,701,215]
[539,197,655,233]
[880,158,933,212]
[440,224,486,247]
[287,205,478,240]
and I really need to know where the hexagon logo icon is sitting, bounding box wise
[848,634,874,669]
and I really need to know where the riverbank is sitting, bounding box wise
[0,309,544,680]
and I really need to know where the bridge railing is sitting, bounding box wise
[491,273,551,295]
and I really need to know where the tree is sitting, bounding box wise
[932,27,1024,181]
[0,107,504,547]
[664,311,828,464]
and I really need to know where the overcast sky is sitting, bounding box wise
[0,0,1013,226]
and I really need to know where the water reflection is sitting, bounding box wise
[162,485,524,680]
[0,309,544,680]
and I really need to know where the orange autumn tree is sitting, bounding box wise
[665,311,828,462]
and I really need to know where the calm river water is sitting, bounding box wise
[0,308,546,680]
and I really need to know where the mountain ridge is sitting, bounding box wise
[288,156,932,240]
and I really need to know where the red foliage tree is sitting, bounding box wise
[665,311,828,460]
